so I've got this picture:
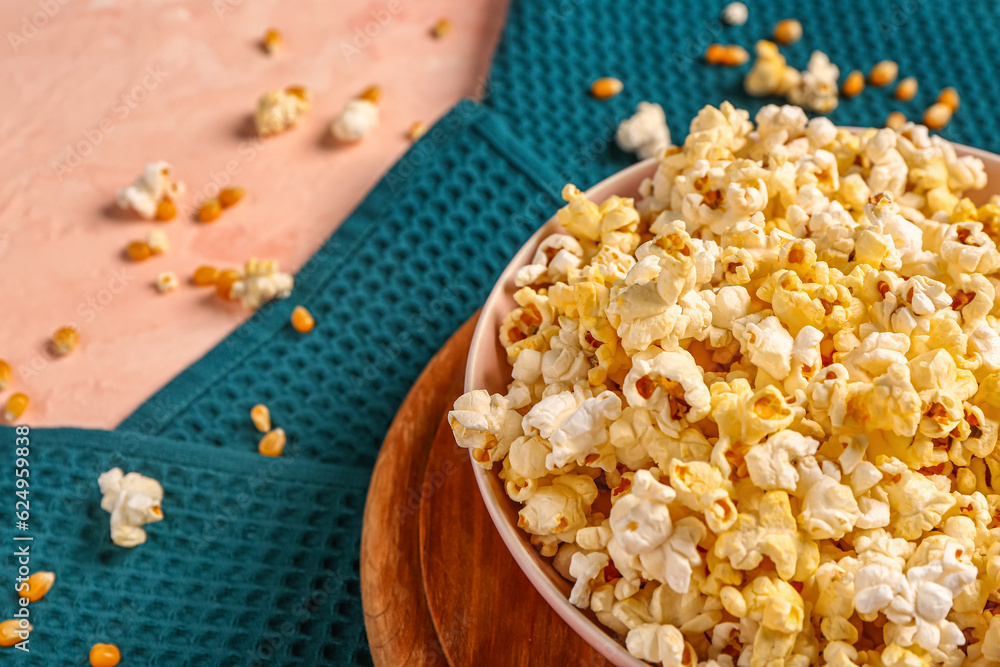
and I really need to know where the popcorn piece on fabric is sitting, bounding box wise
[98,468,164,548]
[787,51,840,114]
[116,161,184,219]
[617,102,672,160]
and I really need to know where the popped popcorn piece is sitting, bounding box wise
[229,258,294,310]
[155,271,178,293]
[523,387,621,469]
[626,623,695,666]
[721,2,748,25]
[330,99,379,143]
[787,51,840,114]
[568,551,609,608]
[255,86,310,137]
[744,40,800,98]
[116,161,184,220]
[745,430,818,491]
[146,229,168,255]
[617,102,672,160]
[97,468,164,548]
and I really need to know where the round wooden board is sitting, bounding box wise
[361,315,614,666]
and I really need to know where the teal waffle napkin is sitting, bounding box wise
[487,0,1000,188]
[0,100,565,665]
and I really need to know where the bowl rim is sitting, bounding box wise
[461,133,1000,665]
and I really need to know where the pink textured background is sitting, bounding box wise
[0,0,507,428]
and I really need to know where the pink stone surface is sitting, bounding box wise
[0,0,508,428]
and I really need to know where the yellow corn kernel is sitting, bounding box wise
[155,198,176,222]
[924,102,953,130]
[869,60,898,87]
[720,45,749,66]
[359,85,382,104]
[19,571,55,603]
[590,77,623,100]
[258,428,287,457]
[408,121,427,141]
[0,618,31,648]
[938,87,960,111]
[291,306,315,333]
[841,70,865,98]
[5,393,29,422]
[263,28,282,54]
[89,643,121,667]
[215,269,242,301]
[0,360,10,391]
[431,18,451,39]
[52,327,79,356]
[127,241,152,262]
[773,19,802,44]
[251,404,271,433]
[886,111,907,130]
[705,43,727,64]
[219,187,245,209]
[895,76,917,101]
[199,198,222,223]
[285,85,309,100]
[193,265,219,286]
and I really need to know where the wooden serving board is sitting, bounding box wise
[360,315,613,666]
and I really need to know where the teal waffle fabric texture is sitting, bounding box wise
[486,0,1000,189]
[1,101,564,665]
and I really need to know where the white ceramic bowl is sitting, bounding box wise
[463,140,1000,665]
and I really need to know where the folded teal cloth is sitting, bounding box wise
[0,100,566,665]
[488,0,1000,188]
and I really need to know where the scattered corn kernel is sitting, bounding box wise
[886,111,907,130]
[19,571,55,603]
[0,619,31,648]
[0,360,10,391]
[251,404,271,433]
[938,87,960,111]
[773,19,802,45]
[705,43,727,64]
[218,187,245,209]
[52,326,79,356]
[263,28,282,54]
[924,102,953,130]
[590,77,623,100]
[258,428,286,457]
[89,643,121,667]
[895,76,917,101]
[155,198,176,222]
[359,85,382,104]
[193,265,219,286]
[431,18,451,39]
[127,241,152,262]
[285,84,309,101]
[408,121,427,141]
[706,44,748,66]
[147,229,169,255]
[4,393,28,422]
[291,306,315,333]
[841,70,865,98]
[869,60,899,87]
[215,269,242,301]
[156,271,178,293]
[199,197,222,223]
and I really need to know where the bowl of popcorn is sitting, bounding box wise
[450,101,1000,666]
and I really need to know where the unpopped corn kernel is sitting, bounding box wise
[886,110,906,130]
[408,121,427,141]
[52,326,79,356]
[841,70,864,98]
[291,305,315,333]
[4,393,28,421]
[251,404,271,433]
[262,28,282,54]
[215,269,242,301]
[19,571,55,603]
[706,44,749,66]
[937,86,960,111]
[894,76,917,101]
[590,77,624,100]
[431,18,451,39]
[258,428,286,457]
[868,60,898,87]
[127,241,152,262]
[0,619,30,648]
[192,265,219,286]
[923,102,953,130]
[155,197,176,222]
[0,360,10,391]
[218,187,245,208]
[89,643,121,667]
[359,85,382,104]
[199,197,222,223]
[773,19,802,44]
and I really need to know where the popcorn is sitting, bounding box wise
[98,468,164,548]
[229,258,294,310]
[116,161,184,219]
[255,87,310,137]
[449,103,1000,664]
[330,99,380,144]
[617,102,672,160]
[155,271,178,293]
